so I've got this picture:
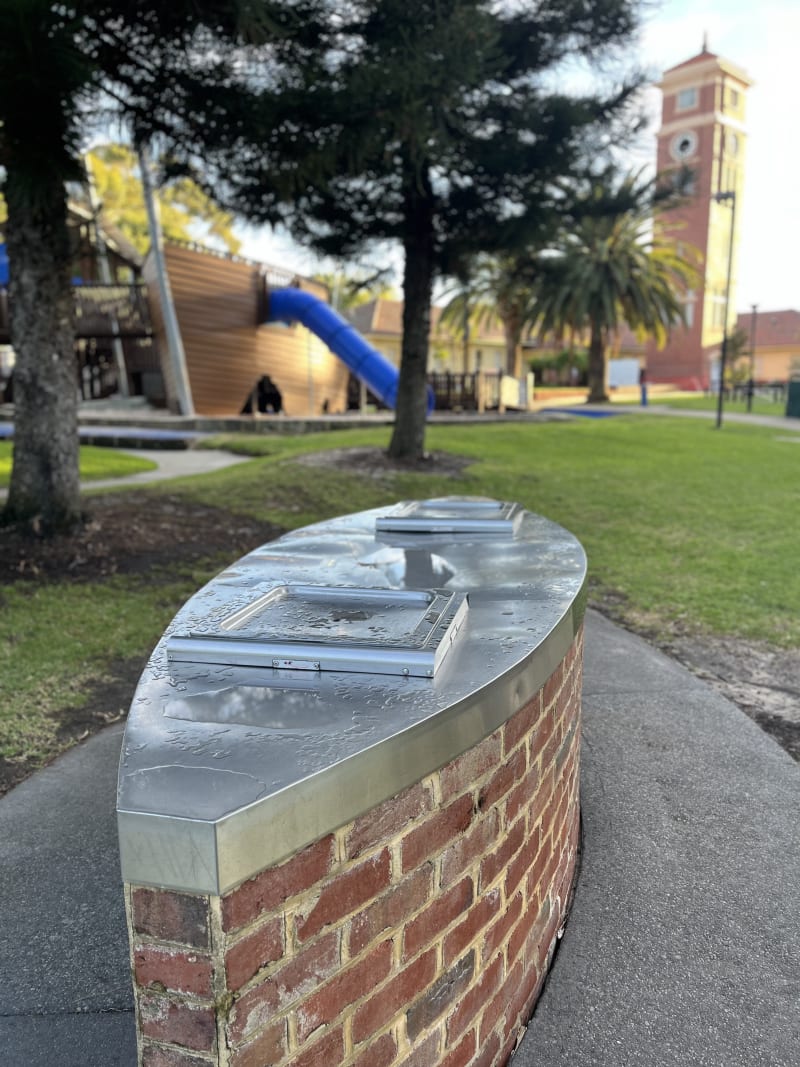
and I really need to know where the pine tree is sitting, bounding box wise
[206,0,645,458]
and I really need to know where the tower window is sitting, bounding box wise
[671,171,696,196]
[729,88,739,108]
[683,291,696,329]
[677,87,698,111]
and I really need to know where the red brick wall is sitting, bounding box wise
[126,627,583,1067]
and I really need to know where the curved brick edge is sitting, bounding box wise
[126,626,583,1067]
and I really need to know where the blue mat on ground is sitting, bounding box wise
[0,422,203,447]
[541,407,625,419]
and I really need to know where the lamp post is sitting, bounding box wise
[747,303,758,413]
[137,142,195,416]
[713,190,736,429]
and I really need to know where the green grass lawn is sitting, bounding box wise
[646,393,788,418]
[0,441,157,488]
[0,575,200,763]
[195,417,800,645]
[2,414,799,773]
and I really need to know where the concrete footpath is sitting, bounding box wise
[513,612,799,1067]
[80,447,253,491]
[0,611,797,1066]
[0,447,252,501]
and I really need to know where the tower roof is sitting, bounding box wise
[664,46,717,75]
[661,41,753,88]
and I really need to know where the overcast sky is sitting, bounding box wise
[240,0,798,315]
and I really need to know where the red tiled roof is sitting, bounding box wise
[661,46,752,87]
[347,298,505,343]
[735,309,800,347]
[346,299,407,335]
[347,301,379,334]
[374,299,404,333]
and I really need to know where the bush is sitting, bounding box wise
[528,348,588,386]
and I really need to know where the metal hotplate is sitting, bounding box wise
[375,497,522,535]
[167,585,468,678]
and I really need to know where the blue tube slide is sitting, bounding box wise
[266,287,434,414]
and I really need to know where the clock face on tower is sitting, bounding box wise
[670,130,698,161]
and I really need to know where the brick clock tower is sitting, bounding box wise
[647,43,753,389]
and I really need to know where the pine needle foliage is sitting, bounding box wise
[202,0,647,458]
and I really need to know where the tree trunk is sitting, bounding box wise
[503,309,522,377]
[462,293,470,375]
[586,322,610,403]
[388,165,435,461]
[2,167,82,532]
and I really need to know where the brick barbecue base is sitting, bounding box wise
[126,627,583,1067]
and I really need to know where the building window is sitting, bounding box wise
[683,291,696,329]
[671,171,695,196]
[711,294,727,329]
[729,88,739,108]
[720,165,737,195]
[676,87,698,111]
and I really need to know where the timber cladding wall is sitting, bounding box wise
[126,628,583,1067]
[145,244,350,417]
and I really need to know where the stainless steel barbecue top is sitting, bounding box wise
[117,497,586,895]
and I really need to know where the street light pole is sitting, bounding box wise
[747,303,758,413]
[137,142,195,417]
[713,190,736,429]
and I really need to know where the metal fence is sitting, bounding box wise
[1,284,152,343]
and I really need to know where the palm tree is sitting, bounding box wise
[532,169,699,402]
[441,255,537,377]
[312,269,396,313]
